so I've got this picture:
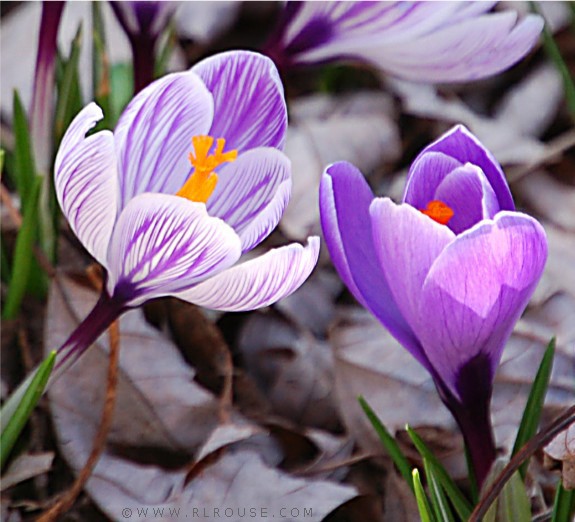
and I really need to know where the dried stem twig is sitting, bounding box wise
[37,318,120,521]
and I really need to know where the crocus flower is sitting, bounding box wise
[320,125,547,486]
[264,1,544,83]
[111,1,177,92]
[52,50,319,376]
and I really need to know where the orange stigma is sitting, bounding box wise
[176,135,237,203]
[420,200,454,225]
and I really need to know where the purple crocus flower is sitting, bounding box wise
[320,125,547,486]
[111,1,177,92]
[264,1,544,82]
[52,50,319,376]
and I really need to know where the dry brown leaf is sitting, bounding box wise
[274,271,343,336]
[181,448,358,522]
[281,92,400,239]
[0,452,54,491]
[238,314,340,431]
[385,69,562,165]
[545,423,575,489]
[331,306,454,454]
[45,275,221,456]
[516,174,575,232]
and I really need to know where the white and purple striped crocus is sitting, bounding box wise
[53,50,319,375]
[265,1,544,82]
[320,126,547,486]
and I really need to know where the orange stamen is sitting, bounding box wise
[420,200,454,225]
[176,135,237,203]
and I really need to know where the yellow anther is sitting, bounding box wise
[176,135,237,203]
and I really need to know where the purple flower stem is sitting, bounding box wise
[435,355,498,490]
[129,34,157,94]
[52,291,127,381]
[448,397,497,491]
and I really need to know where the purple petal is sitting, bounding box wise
[418,212,547,399]
[192,51,287,152]
[366,11,543,83]
[320,162,424,363]
[403,151,463,207]
[114,71,214,208]
[369,198,455,344]
[106,194,242,306]
[434,164,499,234]
[177,237,320,311]
[54,103,118,268]
[207,148,291,251]
[409,125,514,211]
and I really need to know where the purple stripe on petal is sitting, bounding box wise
[409,125,514,212]
[237,180,291,253]
[417,211,547,399]
[106,193,242,306]
[54,103,118,267]
[207,148,291,245]
[192,51,287,152]
[177,237,320,311]
[114,71,214,208]
[320,162,425,365]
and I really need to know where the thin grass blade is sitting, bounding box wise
[406,425,473,520]
[0,351,56,469]
[358,396,413,491]
[512,337,555,478]
[413,468,436,522]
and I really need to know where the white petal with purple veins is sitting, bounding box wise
[114,71,214,207]
[367,12,543,83]
[236,179,291,253]
[207,147,291,250]
[192,51,287,152]
[54,103,118,268]
[177,237,320,311]
[106,193,241,306]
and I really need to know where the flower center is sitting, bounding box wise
[176,135,237,203]
[420,200,454,225]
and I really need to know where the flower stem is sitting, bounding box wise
[450,400,497,493]
[129,34,156,93]
[53,291,125,380]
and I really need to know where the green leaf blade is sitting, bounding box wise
[0,351,56,469]
[358,396,413,491]
[406,425,473,521]
[512,337,555,478]
[412,468,436,522]
[11,91,37,207]
[2,175,42,319]
[423,458,456,522]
